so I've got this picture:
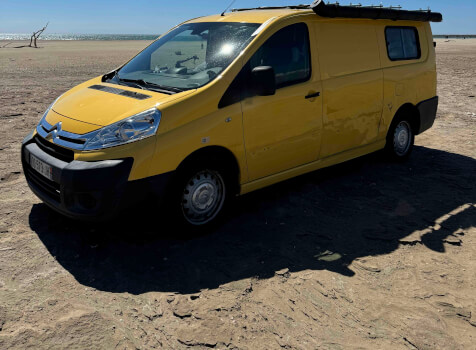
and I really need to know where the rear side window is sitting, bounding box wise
[249,23,311,88]
[385,27,421,61]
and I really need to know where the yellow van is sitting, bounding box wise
[21,1,441,226]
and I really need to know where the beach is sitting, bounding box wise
[0,39,475,349]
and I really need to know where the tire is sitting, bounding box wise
[385,115,415,161]
[170,162,231,229]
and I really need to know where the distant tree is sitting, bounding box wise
[2,22,50,49]
[29,22,49,48]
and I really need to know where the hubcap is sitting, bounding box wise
[393,121,412,156]
[181,170,225,225]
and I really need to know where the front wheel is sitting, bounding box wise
[385,117,415,160]
[175,167,228,227]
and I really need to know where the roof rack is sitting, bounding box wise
[230,1,442,23]
[311,0,442,22]
[231,5,311,12]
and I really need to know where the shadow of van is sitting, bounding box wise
[29,146,475,294]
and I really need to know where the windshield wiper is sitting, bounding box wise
[117,78,149,91]
[119,78,183,95]
[103,70,141,89]
[147,83,186,94]
[103,72,156,92]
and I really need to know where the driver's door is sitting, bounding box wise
[242,22,323,181]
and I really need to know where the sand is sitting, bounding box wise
[0,39,475,349]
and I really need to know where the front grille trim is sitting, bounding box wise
[36,117,88,152]
[34,135,74,163]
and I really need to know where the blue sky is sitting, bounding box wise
[0,0,474,34]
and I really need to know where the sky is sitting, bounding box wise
[0,0,475,35]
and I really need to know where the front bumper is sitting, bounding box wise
[22,132,176,221]
[22,133,134,221]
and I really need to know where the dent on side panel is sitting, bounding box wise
[317,21,384,158]
[320,72,383,157]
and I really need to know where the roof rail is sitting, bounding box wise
[311,0,443,22]
[230,2,442,23]
[231,5,311,12]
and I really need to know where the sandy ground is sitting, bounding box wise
[0,39,475,349]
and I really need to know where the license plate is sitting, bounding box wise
[30,154,53,180]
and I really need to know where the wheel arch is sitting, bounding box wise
[176,146,241,195]
[388,103,421,137]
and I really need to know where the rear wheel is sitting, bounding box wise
[385,116,415,160]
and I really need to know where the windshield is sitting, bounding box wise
[114,22,260,91]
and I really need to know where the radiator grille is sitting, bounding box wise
[34,135,74,163]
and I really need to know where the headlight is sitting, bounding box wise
[83,108,161,150]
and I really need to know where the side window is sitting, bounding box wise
[250,23,311,88]
[385,27,421,61]
[219,23,311,109]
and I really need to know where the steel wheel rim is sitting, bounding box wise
[181,169,225,225]
[393,121,412,156]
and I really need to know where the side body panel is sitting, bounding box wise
[315,19,383,158]
[147,70,250,183]
[241,139,385,194]
[240,17,323,181]
[241,19,436,194]
[376,20,436,139]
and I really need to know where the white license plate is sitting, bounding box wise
[30,154,53,180]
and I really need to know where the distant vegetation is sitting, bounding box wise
[434,35,476,39]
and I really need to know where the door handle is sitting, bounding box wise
[305,92,320,99]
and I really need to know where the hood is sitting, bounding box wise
[52,81,193,128]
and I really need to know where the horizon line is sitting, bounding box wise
[2,32,476,36]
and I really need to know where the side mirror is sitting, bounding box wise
[251,66,276,96]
